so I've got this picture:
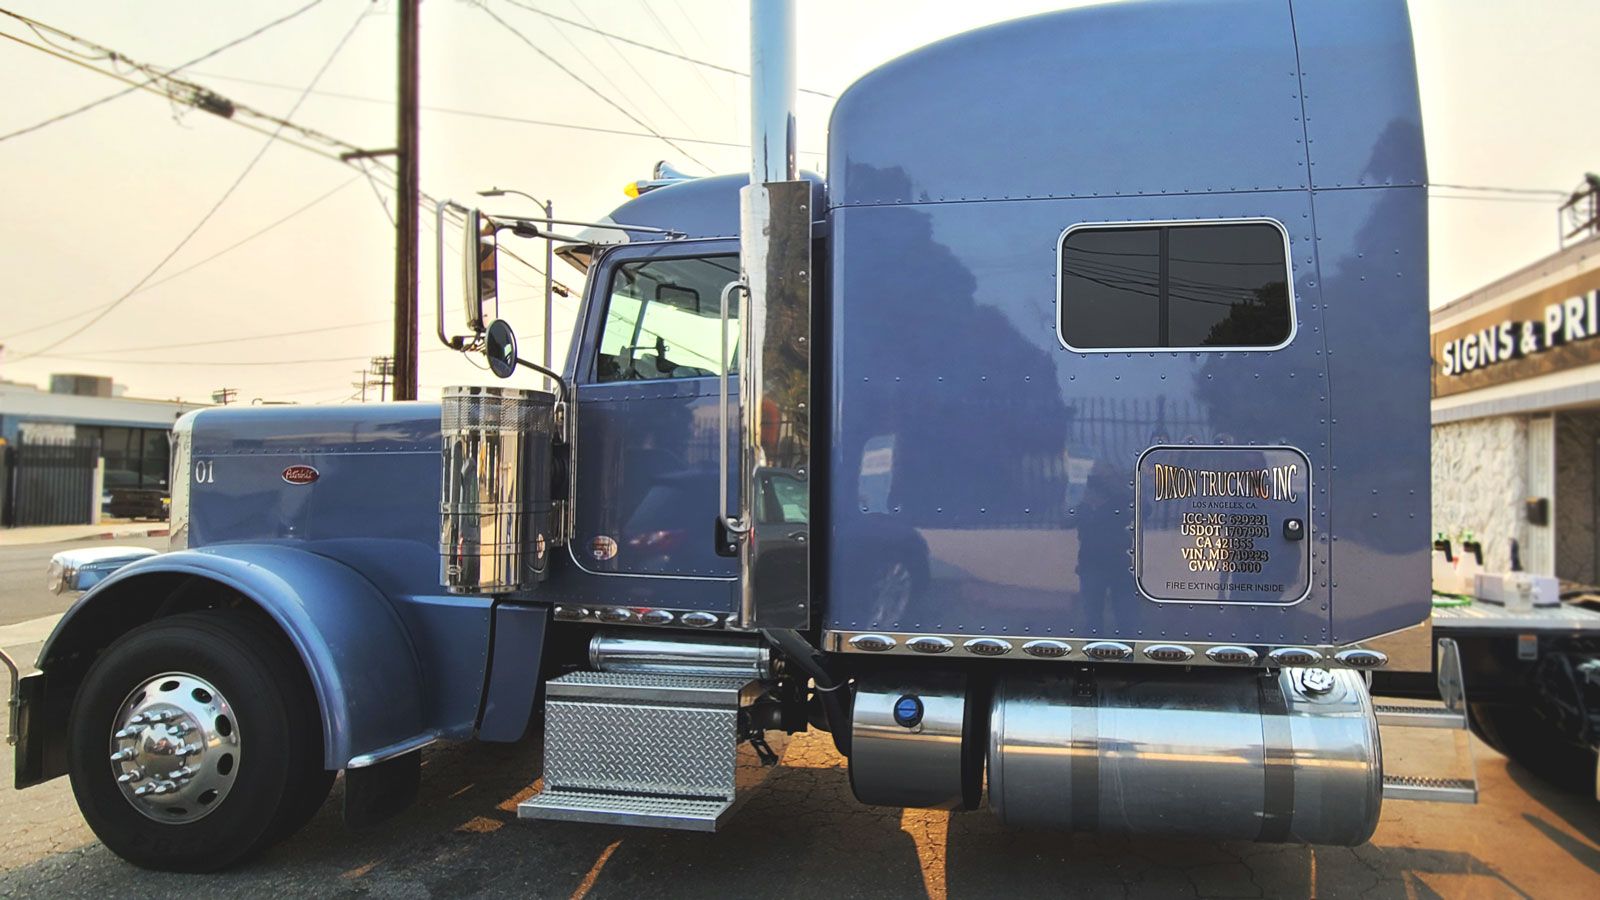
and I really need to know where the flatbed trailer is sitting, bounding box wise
[1432,599,1600,635]
[1374,601,1600,800]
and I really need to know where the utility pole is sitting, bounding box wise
[393,0,420,400]
[370,356,395,403]
[211,388,237,406]
[351,369,371,403]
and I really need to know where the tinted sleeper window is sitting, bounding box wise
[1060,221,1291,349]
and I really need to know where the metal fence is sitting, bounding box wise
[2,439,100,527]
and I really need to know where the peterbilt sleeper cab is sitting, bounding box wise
[8,0,1459,872]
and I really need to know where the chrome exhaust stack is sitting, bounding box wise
[722,0,813,629]
[850,667,1382,846]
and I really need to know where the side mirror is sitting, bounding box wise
[462,209,498,333]
[484,319,519,379]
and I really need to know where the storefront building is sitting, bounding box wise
[1432,234,1600,584]
[0,377,204,492]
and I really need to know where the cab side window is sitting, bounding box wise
[595,255,741,382]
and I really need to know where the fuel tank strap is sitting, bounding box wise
[1257,673,1295,842]
[1071,670,1099,831]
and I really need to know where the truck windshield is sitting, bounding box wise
[595,255,741,382]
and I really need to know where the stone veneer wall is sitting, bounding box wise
[1556,412,1600,584]
[1431,416,1527,571]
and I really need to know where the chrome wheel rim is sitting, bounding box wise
[109,672,241,824]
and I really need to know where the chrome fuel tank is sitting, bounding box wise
[987,668,1381,845]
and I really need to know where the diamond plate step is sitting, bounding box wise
[1374,703,1466,729]
[523,671,761,832]
[1382,775,1478,803]
[519,789,732,831]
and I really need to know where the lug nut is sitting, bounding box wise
[171,766,197,781]
[113,726,141,740]
[168,722,194,737]
[109,748,136,763]
[117,769,145,784]
[177,743,202,757]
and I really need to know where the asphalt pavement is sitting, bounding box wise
[0,728,1598,898]
[0,538,1597,897]
[0,535,168,627]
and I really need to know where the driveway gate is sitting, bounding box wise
[2,440,100,527]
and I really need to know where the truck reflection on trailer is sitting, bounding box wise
[8,0,1480,872]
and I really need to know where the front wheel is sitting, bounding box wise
[67,611,334,872]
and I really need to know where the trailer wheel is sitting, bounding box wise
[67,611,334,872]
[1470,702,1598,794]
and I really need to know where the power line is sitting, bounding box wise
[185,69,827,158]
[34,345,461,368]
[663,0,735,110]
[48,319,389,356]
[1428,192,1567,205]
[536,3,673,141]
[562,0,700,138]
[7,5,373,360]
[33,353,375,367]
[502,0,834,98]
[0,20,365,159]
[0,29,364,169]
[0,177,360,343]
[0,1,326,143]
[1429,182,1568,197]
[480,2,715,171]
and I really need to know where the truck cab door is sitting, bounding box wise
[568,240,741,586]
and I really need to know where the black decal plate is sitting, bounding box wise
[1135,446,1311,604]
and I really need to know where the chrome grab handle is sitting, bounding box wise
[719,280,751,537]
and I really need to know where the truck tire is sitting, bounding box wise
[1470,702,1598,794]
[67,611,334,872]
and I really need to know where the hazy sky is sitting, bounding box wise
[1,0,1595,404]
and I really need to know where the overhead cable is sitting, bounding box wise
[480,2,715,171]
[8,5,372,359]
[503,0,835,98]
[0,177,359,343]
[0,1,326,143]
[185,69,827,157]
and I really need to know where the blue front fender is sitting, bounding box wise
[40,545,431,770]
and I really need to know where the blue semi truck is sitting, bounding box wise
[6,0,1500,871]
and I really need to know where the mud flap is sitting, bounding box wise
[343,749,422,828]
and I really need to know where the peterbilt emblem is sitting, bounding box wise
[281,465,319,485]
[589,535,618,560]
